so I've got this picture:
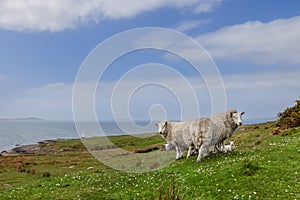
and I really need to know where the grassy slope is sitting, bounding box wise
[1,122,300,199]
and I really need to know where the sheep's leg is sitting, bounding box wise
[221,142,227,153]
[197,146,203,162]
[197,130,211,162]
[178,146,184,159]
[187,146,192,158]
[175,145,180,160]
[215,142,223,152]
[214,141,225,153]
[186,146,192,158]
[197,145,209,162]
[213,144,219,154]
[187,142,195,158]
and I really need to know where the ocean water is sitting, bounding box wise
[0,121,157,152]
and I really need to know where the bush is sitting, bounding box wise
[276,100,300,130]
[15,162,26,172]
[280,128,299,136]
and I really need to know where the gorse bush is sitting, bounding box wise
[276,100,300,130]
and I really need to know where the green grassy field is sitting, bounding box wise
[1,122,300,199]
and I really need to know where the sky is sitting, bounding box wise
[0,0,300,122]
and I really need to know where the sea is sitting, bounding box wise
[0,118,274,152]
[0,121,157,152]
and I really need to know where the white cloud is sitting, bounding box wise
[135,28,215,62]
[2,69,299,121]
[193,0,223,13]
[223,70,300,121]
[175,19,211,32]
[0,74,209,120]
[197,15,300,64]
[224,70,300,90]
[0,0,222,32]
[73,70,300,121]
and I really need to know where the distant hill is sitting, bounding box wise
[0,117,46,122]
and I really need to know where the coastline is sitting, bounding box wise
[0,132,159,156]
[0,139,69,156]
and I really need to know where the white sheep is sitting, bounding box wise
[196,110,244,162]
[156,119,204,160]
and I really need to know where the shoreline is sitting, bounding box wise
[0,139,70,156]
[0,132,156,156]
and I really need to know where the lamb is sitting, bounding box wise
[156,119,205,160]
[221,141,236,153]
[196,110,244,162]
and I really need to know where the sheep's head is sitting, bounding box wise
[155,121,168,139]
[228,110,245,126]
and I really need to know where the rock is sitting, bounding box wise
[0,150,17,156]
[1,143,54,156]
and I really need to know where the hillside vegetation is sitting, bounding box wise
[276,100,300,130]
[1,104,300,199]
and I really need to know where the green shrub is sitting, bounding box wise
[276,100,300,130]
[280,127,299,136]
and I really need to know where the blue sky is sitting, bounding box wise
[0,0,300,122]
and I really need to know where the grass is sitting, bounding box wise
[1,122,300,199]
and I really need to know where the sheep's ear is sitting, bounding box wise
[241,112,245,115]
[226,110,233,119]
[228,109,237,117]
[164,121,167,126]
[155,123,158,126]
